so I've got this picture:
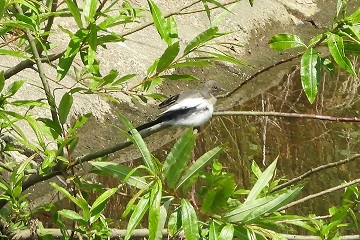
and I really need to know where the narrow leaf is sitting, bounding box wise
[327,32,356,76]
[149,181,162,240]
[176,145,224,190]
[300,48,320,104]
[184,27,219,54]
[58,92,73,124]
[269,34,307,50]
[4,80,25,97]
[125,195,150,240]
[90,161,147,188]
[245,157,278,203]
[64,0,83,27]
[0,70,4,92]
[163,127,196,189]
[147,0,170,45]
[156,41,180,72]
[83,0,97,24]
[87,23,97,68]
[219,224,234,240]
[0,49,31,60]
[181,199,199,240]
[58,209,87,225]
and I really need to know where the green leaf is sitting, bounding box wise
[87,23,97,68]
[346,6,360,23]
[163,127,196,189]
[58,209,87,225]
[149,181,162,240]
[300,48,320,104]
[224,185,303,223]
[326,32,356,76]
[156,42,180,72]
[199,50,247,66]
[58,92,73,124]
[165,16,178,45]
[26,117,46,149]
[67,113,92,136]
[90,161,147,188]
[125,195,150,240]
[83,0,97,24]
[50,182,89,211]
[147,0,171,45]
[90,187,118,223]
[40,150,57,173]
[344,40,360,56]
[0,70,4,92]
[248,0,254,6]
[201,174,235,213]
[219,224,234,240]
[0,1,4,20]
[111,74,137,86]
[57,29,88,81]
[168,211,181,237]
[64,0,83,27]
[245,157,278,203]
[184,27,220,54]
[170,60,211,68]
[159,74,198,81]
[320,58,335,74]
[242,185,304,223]
[181,199,199,240]
[269,34,307,50]
[0,49,31,60]
[4,80,25,98]
[176,145,224,190]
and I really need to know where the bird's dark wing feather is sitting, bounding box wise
[158,94,180,109]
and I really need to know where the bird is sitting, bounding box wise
[134,80,224,132]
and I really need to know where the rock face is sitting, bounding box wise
[0,0,340,161]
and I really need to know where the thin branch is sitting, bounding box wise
[14,4,60,129]
[213,111,360,122]
[278,178,360,212]
[10,228,360,240]
[273,154,360,192]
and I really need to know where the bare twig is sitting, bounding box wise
[278,178,360,212]
[213,111,360,122]
[273,154,360,192]
[10,228,360,240]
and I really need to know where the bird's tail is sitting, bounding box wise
[135,117,163,132]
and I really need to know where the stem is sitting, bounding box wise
[213,111,360,122]
[273,154,360,192]
[278,178,360,212]
[14,4,60,125]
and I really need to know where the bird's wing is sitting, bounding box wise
[158,94,180,109]
[159,98,204,116]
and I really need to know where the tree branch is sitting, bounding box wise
[278,178,360,212]
[213,111,360,122]
[273,154,360,192]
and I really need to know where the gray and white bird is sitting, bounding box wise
[135,80,224,132]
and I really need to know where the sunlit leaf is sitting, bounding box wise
[67,113,92,136]
[176,145,224,190]
[90,187,118,223]
[300,48,320,104]
[149,181,162,240]
[344,40,360,56]
[181,199,199,240]
[219,224,234,240]
[157,41,180,72]
[84,0,97,24]
[125,195,150,240]
[245,157,278,203]
[90,161,147,188]
[184,27,220,54]
[147,0,171,45]
[0,71,4,92]
[4,80,25,98]
[159,74,198,81]
[57,29,88,81]
[346,6,360,23]
[163,127,196,189]
[0,49,31,60]
[58,92,73,124]
[326,32,356,76]
[168,211,181,237]
[87,23,97,68]
[320,57,335,74]
[58,209,87,225]
[64,0,83,27]
[269,34,307,50]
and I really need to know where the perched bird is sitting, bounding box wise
[135,80,224,132]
